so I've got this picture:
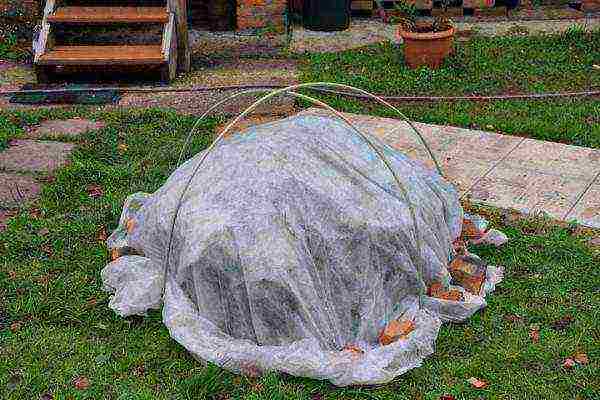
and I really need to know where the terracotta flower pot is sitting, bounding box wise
[397,26,455,70]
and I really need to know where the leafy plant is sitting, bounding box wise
[390,0,418,23]
[398,16,453,33]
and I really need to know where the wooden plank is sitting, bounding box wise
[162,12,174,60]
[168,0,190,73]
[33,0,56,63]
[48,7,169,24]
[37,45,166,66]
[161,13,178,82]
[351,1,374,11]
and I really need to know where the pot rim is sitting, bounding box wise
[397,26,455,41]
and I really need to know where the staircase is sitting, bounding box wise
[33,0,190,83]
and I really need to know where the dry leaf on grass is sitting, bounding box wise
[529,325,540,343]
[8,270,17,279]
[440,395,456,400]
[117,143,129,153]
[563,358,576,369]
[574,352,589,365]
[38,228,50,236]
[9,321,22,333]
[467,377,488,389]
[97,227,108,242]
[110,248,121,261]
[87,184,104,198]
[73,376,90,390]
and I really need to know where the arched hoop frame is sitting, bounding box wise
[165,83,445,309]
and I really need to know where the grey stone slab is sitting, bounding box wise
[0,140,75,173]
[502,138,600,180]
[0,173,41,207]
[295,109,599,226]
[26,118,105,139]
[564,180,600,228]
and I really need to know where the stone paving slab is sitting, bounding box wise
[565,180,600,227]
[297,108,600,228]
[0,140,75,173]
[0,173,41,207]
[26,118,105,139]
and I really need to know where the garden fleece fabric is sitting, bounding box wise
[101,114,504,386]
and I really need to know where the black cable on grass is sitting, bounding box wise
[1,84,598,102]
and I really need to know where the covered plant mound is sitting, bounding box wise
[102,113,505,386]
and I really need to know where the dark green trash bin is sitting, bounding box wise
[303,0,350,32]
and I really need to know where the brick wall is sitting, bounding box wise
[237,0,287,32]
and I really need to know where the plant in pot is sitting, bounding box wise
[396,0,455,70]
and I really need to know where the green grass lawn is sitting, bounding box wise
[1,28,600,400]
[1,106,599,400]
[299,28,600,148]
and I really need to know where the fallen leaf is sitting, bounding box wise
[41,244,53,256]
[342,343,364,355]
[117,143,128,153]
[133,365,146,376]
[428,282,464,301]
[40,392,53,400]
[440,395,456,400]
[504,314,524,324]
[29,208,42,218]
[87,298,97,307]
[73,376,90,390]
[97,226,108,242]
[10,321,22,332]
[574,352,589,365]
[593,64,600,69]
[125,218,136,233]
[15,288,26,296]
[529,325,540,343]
[563,358,576,369]
[36,274,51,285]
[8,270,17,279]
[467,377,488,389]
[38,228,50,236]
[379,319,416,346]
[87,184,104,198]
[111,248,121,261]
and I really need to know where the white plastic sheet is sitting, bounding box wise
[102,114,504,386]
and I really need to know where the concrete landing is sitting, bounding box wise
[300,109,600,228]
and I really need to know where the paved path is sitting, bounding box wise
[0,118,105,230]
[300,109,600,228]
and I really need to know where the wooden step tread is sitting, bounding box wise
[37,45,165,66]
[48,6,169,24]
